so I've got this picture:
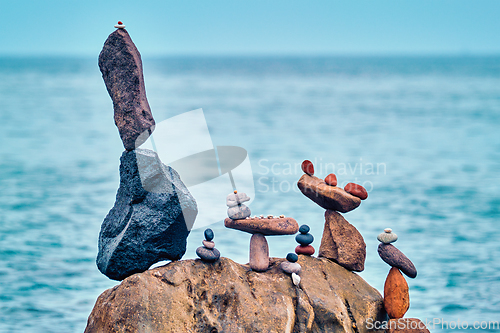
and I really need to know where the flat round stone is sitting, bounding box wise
[299,224,310,234]
[196,247,220,263]
[295,233,314,246]
[204,228,214,241]
[286,253,298,263]
[378,243,417,278]
[377,231,398,244]
[280,261,301,274]
[295,245,315,255]
[227,205,251,220]
[202,240,215,249]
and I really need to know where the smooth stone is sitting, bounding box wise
[249,233,269,271]
[224,217,298,236]
[385,228,392,233]
[301,160,314,175]
[296,233,314,246]
[387,318,431,333]
[378,243,417,278]
[286,253,298,263]
[344,183,368,200]
[202,240,215,249]
[204,228,214,241]
[318,210,366,272]
[295,245,315,256]
[377,230,398,244]
[114,24,126,29]
[324,173,338,186]
[98,29,155,151]
[97,149,198,281]
[227,204,251,220]
[291,272,301,286]
[281,261,301,274]
[297,174,361,213]
[299,224,310,234]
[196,247,220,263]
[384,267,409,319]
[226,192,250,207]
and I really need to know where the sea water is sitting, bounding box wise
[0,56,499,332]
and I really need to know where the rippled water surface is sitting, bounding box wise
[1,56,499,332]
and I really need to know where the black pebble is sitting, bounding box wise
[204,228,214,241]
[295,233,314,246]
[286,253,298,263]
[299,224,310,234]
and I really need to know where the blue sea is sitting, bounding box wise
[1,56,499,332]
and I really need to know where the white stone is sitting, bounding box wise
[292,273,301,286]
[384,228,392,233]
[114,24,126,29]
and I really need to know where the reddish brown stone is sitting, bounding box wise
[318,210,366,271]
[295,245,315,255]
[249,233,269,271]
[297,174,361,213]
[324,173,338,186]
[301,160,314,175]
[224,217,298,235]
[384,267,410,319]
[99,29,155,151]
[387,318,430,333]
[344,183,368,200]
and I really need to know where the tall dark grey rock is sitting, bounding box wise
[97,149,198,281]
[99,29,155,151]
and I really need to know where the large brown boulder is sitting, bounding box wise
[85,256,386,333]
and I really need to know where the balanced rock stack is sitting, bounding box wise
[295,224,315,255]
[226,190,251,219]
[297,160,367,272]
[196,228,220,263]
[224,194,298,271]
[378,229,430,333]
[280,253,301,286]
[96,24,198,281]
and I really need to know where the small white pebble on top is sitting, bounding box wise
[384,228,392,233]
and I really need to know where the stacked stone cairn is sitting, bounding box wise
[378,228,430,333]
[226,190,251,219]
[295,224,315,255]
[96,23,198,281]
[297,159,368,271]
[196,228,220,263]
[280,253,301,286]
[224,191,298,271]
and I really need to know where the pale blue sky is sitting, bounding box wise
[1,0,499,56]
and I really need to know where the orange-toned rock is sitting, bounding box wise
[344,183,368,200]
[384,267,410,319]
[301,160,314,175]
[324,173,338,186]
[387,318,430,332]
[224,217,298,235]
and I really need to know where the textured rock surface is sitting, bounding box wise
[387,318,430,332]
[378,244,417,278]
[224,217,298,235]
[99,29,155,150]
[97,149,198,280]
[319,210,366,272]
[85,256,386,333]
[297,174,361,212]
[384,267,410,319]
